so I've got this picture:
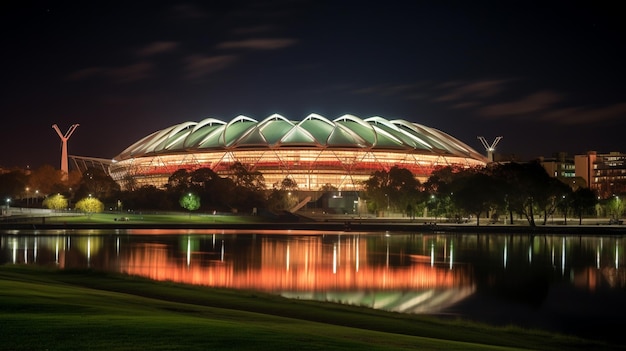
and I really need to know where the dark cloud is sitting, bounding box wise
[435,80,510,102]
[136,41,179,57]
[216,38,297,50]
[183,55,238,79]
[542,103,626,125]
[478,91,563,119]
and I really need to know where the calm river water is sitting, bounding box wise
[1,229,624,342]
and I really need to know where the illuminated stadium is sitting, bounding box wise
[108,114,488,190]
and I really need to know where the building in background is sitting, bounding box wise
[575,151,626,198]
[538,152,585,190]
[538,151,626,198]
[540,152,576,179]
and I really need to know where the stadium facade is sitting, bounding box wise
[108,114,488,191]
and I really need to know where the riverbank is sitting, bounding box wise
[3,220,626,235]
[1,211,625,234]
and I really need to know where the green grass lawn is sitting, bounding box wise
[0,266,619,351]
[31,212,270,225]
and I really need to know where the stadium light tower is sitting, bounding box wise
[52,123,79,180]
[478,136,502,163]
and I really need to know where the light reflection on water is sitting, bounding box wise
[2,229,625,338]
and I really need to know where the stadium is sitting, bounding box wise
[106,114,488,191]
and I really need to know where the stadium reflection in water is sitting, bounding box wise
[1,230,625,317]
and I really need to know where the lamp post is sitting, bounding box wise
[562,195,567,225]
[385,193,389,217]
[431,195,437,222]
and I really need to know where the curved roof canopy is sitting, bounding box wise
[114,114,487,162]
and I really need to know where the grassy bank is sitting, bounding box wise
[3,211,626,234]
[0,266,620,351]
[3,212,272,225]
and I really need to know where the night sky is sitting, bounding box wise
[2,1,624,169]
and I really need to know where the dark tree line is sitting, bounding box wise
[0,160,608,223]
[363,162,600,226]
[123,162,268,213]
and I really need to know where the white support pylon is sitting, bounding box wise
[478,136,502,163]
[52,123,80,180]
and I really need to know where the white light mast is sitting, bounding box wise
[478,136,502,163]
[52,123,80,180]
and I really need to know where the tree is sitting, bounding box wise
[66,170,83,191]
[491,161,552,227]
[229,162,265,191]
[191,168,234,211]
[75,196,104,217]
[42,194,68,210]
[363,166,421,216]
[267,177,299,212]
[120,173,138,192]
[28,164,64,196]
[166,169,192,192]
[423,166,464,195]
[388,166,421,216]
[76,167,120,201]
[319,183,338,192]
[423,166,474,220]
[190,167,221,189]
[166,168,234,211]
[277,177,298,191]
[537,178,572,225]
[227,162,267,212]
[556,187,575,225]
[606,194,625,220]
[571,187,598,225]
[452,172,503,226]
[0,170,27,200]
[179,192,201,214]
[120,185,173,211]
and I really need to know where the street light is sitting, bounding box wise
[431,195,438,222]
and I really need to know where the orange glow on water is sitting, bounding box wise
[119,236,472,292]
